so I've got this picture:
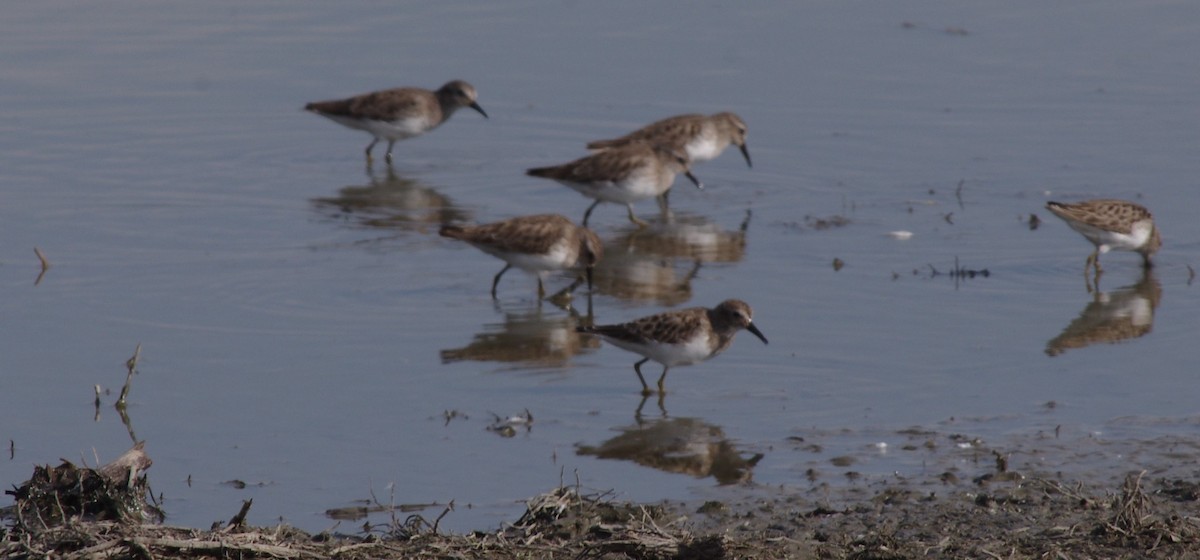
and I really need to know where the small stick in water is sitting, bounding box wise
[117,344,142,406]
[33,247,50,285]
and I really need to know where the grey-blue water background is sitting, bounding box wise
[2,1,1198,532]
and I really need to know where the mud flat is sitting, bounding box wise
[5,432,1200,559]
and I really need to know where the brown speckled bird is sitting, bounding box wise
[577,299,768,396]
[440,214,602,299]
[527,143,702,227]
[1045,199,1161,274]
[305,80,487,164]
[588,112,751,168]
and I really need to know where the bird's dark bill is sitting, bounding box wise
[739,144,752,168]
[747,323,768,344]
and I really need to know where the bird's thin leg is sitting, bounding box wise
[536,277,545,299]
[634,395,650,423]
[385,140,396,165]
[1084,251,1104,293]
[682,259,702,283]
[657,192,675,223]
[633,358,652,396]
[582,200,602,227]
[1088,250,1103,275]
[626,204,649,228]
[656,366,670,395]
[364,139,378,164]
[491,264,512,299]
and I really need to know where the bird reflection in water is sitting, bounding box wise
[591,210,751,306]
[577,411,762,485]
[1045,270,1161,357]
[310,166,470,235]
[441,298,600,370]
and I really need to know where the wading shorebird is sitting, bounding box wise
[305,80,487,165]
[439,214,603,299]
[587,112,751,168]
[1045,199,1161,277]
[577,299,768,396]
[527,143,702,227]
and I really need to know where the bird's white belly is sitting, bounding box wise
[327,114,434,140]
[685,137,724,162]
[1073,219,1153,252]
[612,334,713,367]
[492,242,573,273]
[563,174,667,204]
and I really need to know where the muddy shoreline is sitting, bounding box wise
[5,435,1200,559]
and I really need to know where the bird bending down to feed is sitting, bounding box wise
[527,143,701,227]
[439,214,603,299]
[1045,199,1161,277]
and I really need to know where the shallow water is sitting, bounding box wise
[2,1,1199,532]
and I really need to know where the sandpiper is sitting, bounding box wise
[577,299,768,396]
[526,143,702,227]
[305,80,487,165]
[439,214,603,299]
[587,112,751,168]
[1045,199,1161,275]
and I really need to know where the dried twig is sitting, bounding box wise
[1109,471,1149,536]
[94,385,103,409]
[34,247,51,286]
[432,501,455,534]
[223,499,253,532]
[117,344,142,406]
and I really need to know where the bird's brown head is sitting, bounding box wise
[439,80,488,118]
[715,112,751,167]
[652,144,703,190]
[714,299,768,344]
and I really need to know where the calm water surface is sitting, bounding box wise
[2,1,1199,532]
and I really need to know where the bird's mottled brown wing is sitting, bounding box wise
[587,114,705,150]
[585,307,707,345]
[307,88,431,122]
[443,214,572,255]
[1046,200,1152,235]
[546,145,651,182]
[349,89,432,121]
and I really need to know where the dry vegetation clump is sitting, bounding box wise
[4,442,160,528]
